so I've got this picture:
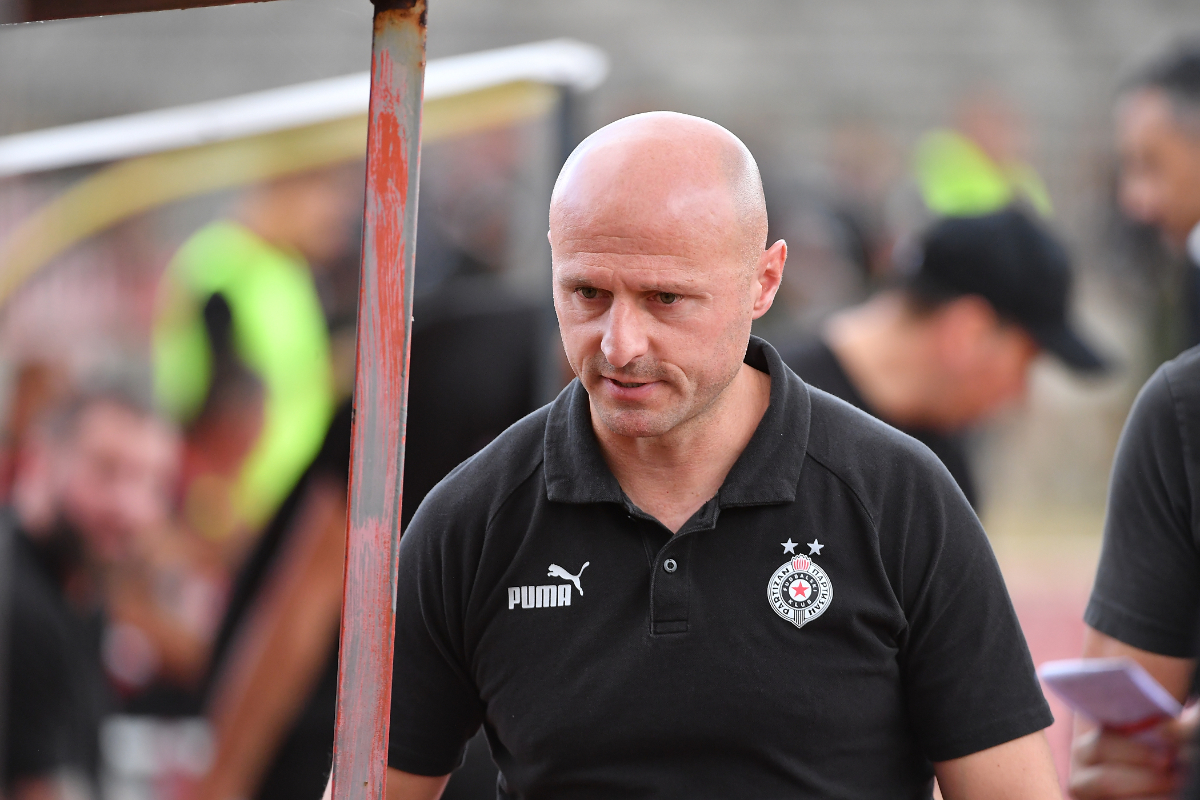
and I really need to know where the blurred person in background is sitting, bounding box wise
[2,386,180,800]
[152,166,357,561]
[782,208,1106,508]
[1069,43,1200,798]
[1115,42,1200,353]
[1069,345,1200,800]
[194,232,545,800]
[913,88,1053,220]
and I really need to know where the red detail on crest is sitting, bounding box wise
[793,557,810,571]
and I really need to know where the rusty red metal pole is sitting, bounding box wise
[332,2,426,800]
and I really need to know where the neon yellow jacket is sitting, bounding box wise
[913,129,1052,218]
[153,220,334,530]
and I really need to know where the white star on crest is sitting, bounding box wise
[781,539,798,555]
[807,539,824,556]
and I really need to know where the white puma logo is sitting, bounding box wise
[547,562,589,595]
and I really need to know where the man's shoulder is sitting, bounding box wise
[800,382,967,522]
[1112,348,1199,511]
[1122,349,1198,452]
[412,402,552,527]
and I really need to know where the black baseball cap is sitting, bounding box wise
[904,208,1107,372]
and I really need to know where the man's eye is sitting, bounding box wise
[577,287,600,300]
[657,292,681,305]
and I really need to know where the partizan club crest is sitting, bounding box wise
[767,555,833,628]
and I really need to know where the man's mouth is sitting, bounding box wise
[612,379,645,389]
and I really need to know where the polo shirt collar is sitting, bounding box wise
[543,336,810,508]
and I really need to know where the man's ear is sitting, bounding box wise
[751,239,787,320]
[933,294,998,370]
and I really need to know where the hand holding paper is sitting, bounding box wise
[1039,657,1181,734]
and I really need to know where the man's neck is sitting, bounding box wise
[823,295,936,429]
[592,362,771,534]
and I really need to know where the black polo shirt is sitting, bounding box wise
[388,336,1051,798]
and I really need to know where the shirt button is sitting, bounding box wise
[663,558,678,573]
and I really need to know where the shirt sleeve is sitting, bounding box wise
[885,449,1052,762]
[1084,365,1199,657]
[387,498,487,777]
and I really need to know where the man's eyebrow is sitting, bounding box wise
[559,264,705,288]
[554,269,603,285]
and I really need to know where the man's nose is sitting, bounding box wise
[601,299,649,369]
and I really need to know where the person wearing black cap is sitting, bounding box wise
[781,207,1105,507]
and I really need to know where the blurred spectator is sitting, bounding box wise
[913,88,1053,219]
[1073,43,1200,788]
[152,167,357,556]
[2,385,180,800]
[781,208,1105,507]
[195,263,544,800]
[1115,41,1200,352]
[1070,343,1200,799]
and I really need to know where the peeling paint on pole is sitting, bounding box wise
[332,3,425,800]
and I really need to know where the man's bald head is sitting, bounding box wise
[550,112,768,268]
[548,112,785,443]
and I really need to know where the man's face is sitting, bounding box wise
[56,403,180,565]
[1117,89,1200,245]
[553,232,759,440]
[552,188,765,440]
[928,300,1040,430]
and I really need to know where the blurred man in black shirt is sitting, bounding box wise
[2,388,180,800]
[783,208,1105,507]
[1071,345,1200,799]
[1065,42,1200,800]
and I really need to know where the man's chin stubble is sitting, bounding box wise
[593,404,690,440]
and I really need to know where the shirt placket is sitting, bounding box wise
[626,498,720,636]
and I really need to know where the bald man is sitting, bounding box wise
[368,113,1059,799]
